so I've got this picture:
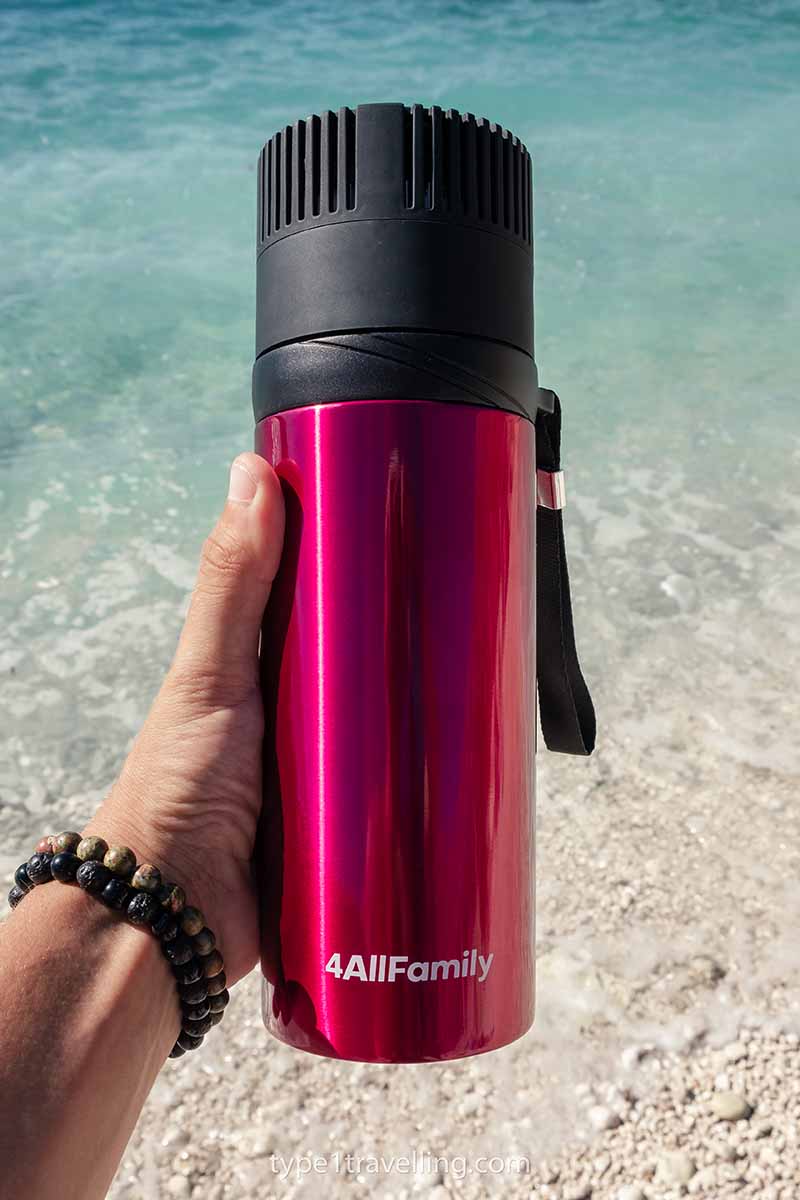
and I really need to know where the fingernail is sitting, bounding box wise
[228,460,257,504]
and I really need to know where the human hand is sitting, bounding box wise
[84,453,285,987]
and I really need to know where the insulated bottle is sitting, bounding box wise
[254,104,595,1063]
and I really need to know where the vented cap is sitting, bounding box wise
[255,103,535,362]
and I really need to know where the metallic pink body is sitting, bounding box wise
[255,399,536,1063]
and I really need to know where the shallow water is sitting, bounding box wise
[1,0,799,1172]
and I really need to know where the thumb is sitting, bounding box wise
[169,453,285,703]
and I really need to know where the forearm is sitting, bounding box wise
[0,880,177,1200]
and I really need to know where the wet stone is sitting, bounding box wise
[104,845,137,879]
[76,836,108,863]
[53,831,81,855]
[131,863,162,893]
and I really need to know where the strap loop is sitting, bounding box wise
[535,391,596,756]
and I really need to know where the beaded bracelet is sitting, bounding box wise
[6,832,229,1061]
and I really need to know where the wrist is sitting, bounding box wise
[7,873,179,1051]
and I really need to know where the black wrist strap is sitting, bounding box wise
[535,391,596,756]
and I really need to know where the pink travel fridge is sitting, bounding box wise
[253,104,595,1062]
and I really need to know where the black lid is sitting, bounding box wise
[254,103,542,421]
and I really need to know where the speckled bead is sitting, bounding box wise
[208,989,229,1014]
[100,878,132,910]
[173,959,203,986]
[191,927,216,956]
[8,886,25,909]
[35,836,55,854]
[14,863,33,894]
[162,936,193,967]
[52,832,81,855]
[181,998,211,1022]
[125,891,160,927]
[76,836,108,863]
[182,1012,214,1037]
[176,1029,204,1052]
[26,852,54,885]
[178,979,208,1006]
[179,906,205,937]
[200,949,224,979]
[206,971,227,997]
[50,852,81,883]
[131,863,162,893]
[103,845,137,879]
[76,860,112,895]
[155,882,186,915]
[168,1043,187,1059]
[151,911,179,942]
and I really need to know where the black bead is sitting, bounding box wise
[173,958,203,986]
[176,1029,204,1052]
[76,860,112,895]
[168,1042,187,1059]
[151,911,179,942]
[162,935,193,967]
[208,988,230,1014]
[178,979,208,1005]
[8,886,26,909]
[26,853,54,885]
[182,1012,214,1037]
[209,1010,224,1026]
[50,851,81,883]
[126,892,160,927]
[14,863,33,893]
[181,999,210,1021]
[191,927,216,956]
[206,970,227,996]
[99,878,132,910]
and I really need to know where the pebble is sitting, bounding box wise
[563,1183,592,1200]
[710,1091,753,1121]
[616,1187,645,1200]
[723,1041,748,1063]
[587,1104,622,1132]
[161,1127,189,1149]
[655,1149,696,1186]
[166,1177,191,1198]
[688,1164,717,1192]
[457,1093,481,1117]
[711,1139,738,1162]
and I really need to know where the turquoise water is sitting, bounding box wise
[1,2,799,840]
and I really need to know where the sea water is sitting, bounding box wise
[1,0,799,1163]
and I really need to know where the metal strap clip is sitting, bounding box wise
[537,469,566,510]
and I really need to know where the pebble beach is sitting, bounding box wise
[5,439,798,1198]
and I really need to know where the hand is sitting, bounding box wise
[84,453,285,986]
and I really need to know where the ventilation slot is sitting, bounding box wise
[257,148,265,242]
[460,113,477,216]
[326,110,338,212]
[283,126,293,227]
[525,152,533,243]
[402,107,412,208]
[422,108,433,209]
[502,134,512,230]
[294,120,306,222]
[476,119,491,222]
[435,107,449,209]
[343,107,356,210]
[309,115,321,217]
[273,131,281,233]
